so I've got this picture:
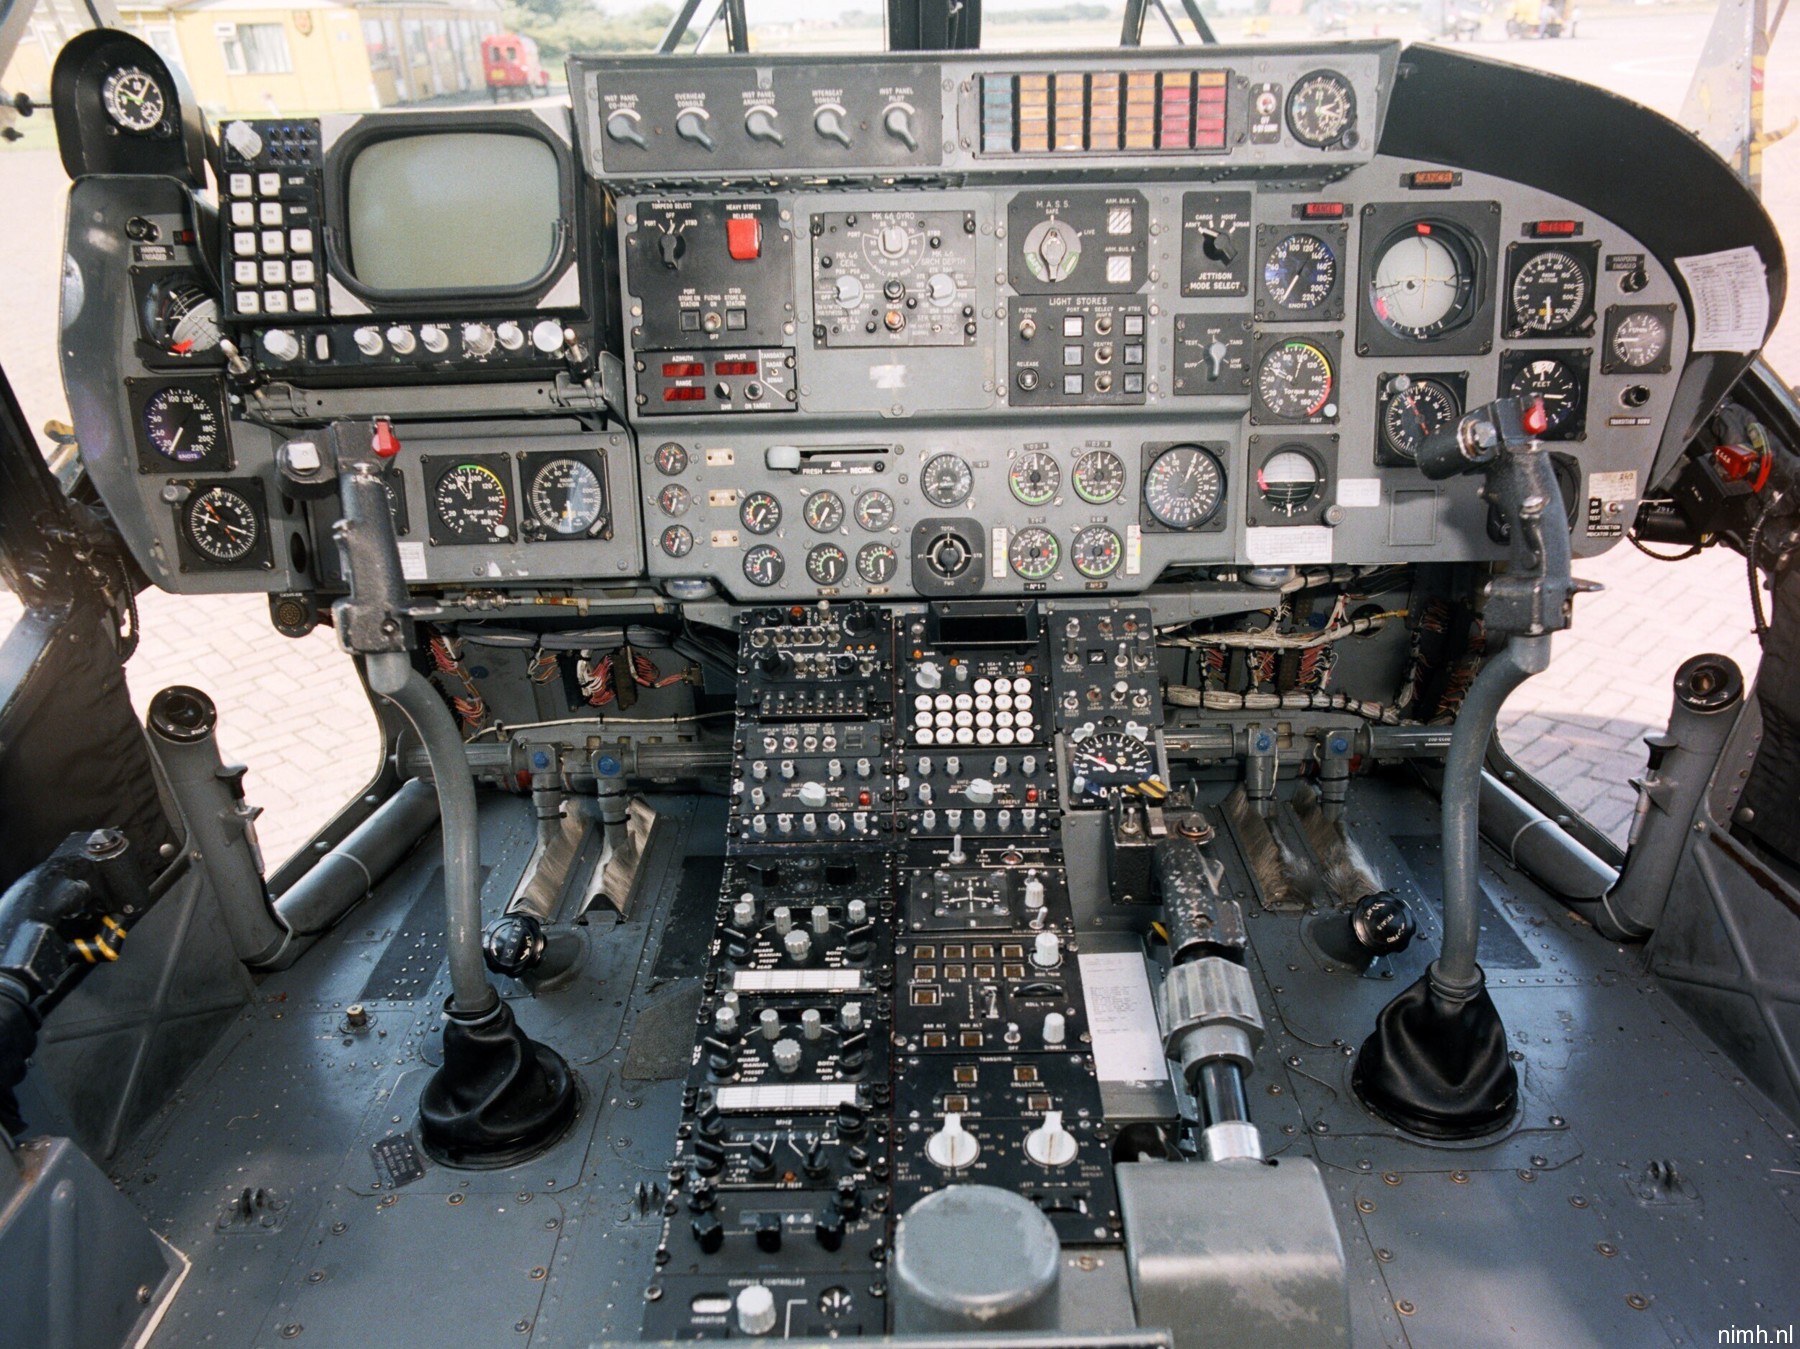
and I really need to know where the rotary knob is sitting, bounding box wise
[772,1038,803,1074]
[353,325,384,357]
[675,107,716,150]
[964,778,996,806]
[882,103,919,150]
[797,781,829,809]
[926,1112,980,1171]
[496,320,525,352]
[927,272,957,305]
[744,105,784,144]
[384,325,417,355]
[419,324,450,354]
[736,1285,777,1336]
[834,273,865,308]
[783,928,813,962]
[461,323,495,358]
[813,104,852,147]
[1024,1111,1079,1168]
[532,319,566,354]
[605,109,646,148]
[1033,930,1061,969]
[260,328,300,362]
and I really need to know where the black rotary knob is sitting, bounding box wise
[1350,892,1416,956]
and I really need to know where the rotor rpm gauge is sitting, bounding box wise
[855,490,896,531]
[1368,223,1478,341]
[1069,727,1157,794]
[1262,233,1338,313]
[142,385,222,465]
[1603,306,1674,373]
[430,460,512,544]
[739,491,782,535]
[1071,525,1123,579]
[102,66,166,133]
[1072,450,1126,504]
[921,453,974,507]
[184,485,260,564]
[856,542,899,585]
[1008,451,1061,506]
[525,457,606,538]
[1507,248,1593,335]
[1143,443,1226,530]
[806,543,849,586]
[1379,375,1462,463]
[804,490,846,532]
[1008,527,1060,581]
[742,545,785,588]
[1255,338,1336,421]
[660,525,694,557]
[1286,70,1356,148]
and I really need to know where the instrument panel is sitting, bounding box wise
[63,41,1720,602]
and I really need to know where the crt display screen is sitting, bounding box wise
[345,131,561,292]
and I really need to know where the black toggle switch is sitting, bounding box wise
[691,1211,724,1254]
[835,1175,862,1220]
[755,1213,784,1252]
[687,1180,718,1213]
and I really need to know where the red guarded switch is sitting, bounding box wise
[372,418,402,459]
[726,216,762,261]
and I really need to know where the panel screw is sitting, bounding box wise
[1626,1294,1650,1310]
[1382,1172,1403,1186]
[1570,1196,1589,1209]
[1450,1171,1470,1184]
[1596,1242,1618,1257]
[1375,1248,1393,1262]
[1396,1300,1416,1316]
[645,1285,663,1302]
[1356,1198,1376,1214]
[137,1285,152,1305]
[530,1267,547,1281]
[447,1194,464,1205]
[281,1326,303,1339]
[306,1270,325,1284]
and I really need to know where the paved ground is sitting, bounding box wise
[0,9,1795,863]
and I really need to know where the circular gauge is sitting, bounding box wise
[142,278,221,356]
[1256,339,1335,420]
[658,483,692,517]
[806,543,849,586]
[653,442,689,476]
[1286,70,1356,148]
[185,485,259,563]
[1610,311,1670,369]
[1009,527,1060,581]
[1072,450,1126,504]
[1368,224,1478,341]
[1071,525,1123,579]
[743,545,785,588]
[857,542,899,585]
[433,462,511,542]
[1008,451,1061,506]
[855,490,896,531]
[142,386,221,465]
[1263,234,1338,312]
[1510,250,1589,333]
[739,491,782,535]
[1257,447,1324,518]
[1069,728,1156,792]
[921,454,973,508]
[660,524,694,557]
[1143,444,1226,529]
[102,66,166,133]
[804,490,846,532]
[1507,357,1582,435]
[1381,377,1461,462]
[527,458,604,537]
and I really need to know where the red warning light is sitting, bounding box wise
[1524,400,1549,437]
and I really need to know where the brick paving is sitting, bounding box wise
[1,14,1796,863]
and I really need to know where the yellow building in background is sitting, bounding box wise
[4,0,506,117]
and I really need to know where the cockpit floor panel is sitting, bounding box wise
[107,779,1800,1346]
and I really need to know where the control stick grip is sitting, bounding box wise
[1415,396,1532,481]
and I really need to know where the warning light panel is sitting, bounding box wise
[978,70,1232,156]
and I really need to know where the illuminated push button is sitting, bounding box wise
[290,259,316,285]
[727,216,762,261]
[230,202,255,227]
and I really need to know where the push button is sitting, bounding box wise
[727,216,762,261]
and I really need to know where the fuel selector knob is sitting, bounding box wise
[926,1112,980,1171]
[495,321,525,352]
[675,107,716,151]
[462,323,496,357]
[882,103,919,151]
[532,319,565,354]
